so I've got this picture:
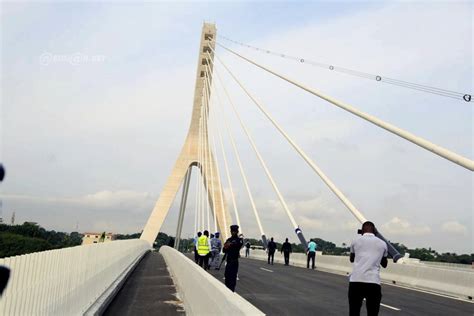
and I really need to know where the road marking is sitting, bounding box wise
[260,267,274,273]
[381,303,401,311]
[382,281,474,303]
[364,299,400,311]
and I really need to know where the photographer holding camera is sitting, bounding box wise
[348,221,388,316]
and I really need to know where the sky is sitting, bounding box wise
[1,1,472,254]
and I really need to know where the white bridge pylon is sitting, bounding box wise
[140,23,232,245]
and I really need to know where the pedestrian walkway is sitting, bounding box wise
[104,251,184,316]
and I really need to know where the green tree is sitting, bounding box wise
[115,233,141,240]
[0,233,51,258]
[0,223,83,258]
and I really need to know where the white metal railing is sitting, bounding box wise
[0,239,149,315]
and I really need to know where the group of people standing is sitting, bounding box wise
[265,237,318,269]
[194,230,222,270]
[193,225,243,292]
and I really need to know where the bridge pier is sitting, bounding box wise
[140,23,233,245]
[175,166,192,250]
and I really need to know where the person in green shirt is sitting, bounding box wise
[307,239,317,269]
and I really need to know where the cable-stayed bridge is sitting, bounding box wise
[0,23,472,316]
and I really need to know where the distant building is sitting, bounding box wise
[82,232,115,245]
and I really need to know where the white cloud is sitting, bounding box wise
[4,190,154,210]
[2,190,156,233]
[441,221,468,235]
[381,217,431,236]
[298,216,325,231]
[288,196,338,216]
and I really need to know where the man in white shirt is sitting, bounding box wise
[348,221,388,316]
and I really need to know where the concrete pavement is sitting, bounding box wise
[104,252,184,316]
[207,256,473,315]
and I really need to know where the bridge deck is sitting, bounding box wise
[206,256,473,315]
[104,252,184,316]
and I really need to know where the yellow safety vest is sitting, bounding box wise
[197,235,210,255]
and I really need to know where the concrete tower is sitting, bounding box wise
[140,23,232,245]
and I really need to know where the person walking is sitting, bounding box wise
[307,239,317,269]
[209,233,215,267]
[194,231,202,264]
[348,221,388,316]
[210,232,222,269]
[223,225,243,292]
[267,237,277,265]
[245,241,251,257]
[281,238,292,266]
[197,230,211,270]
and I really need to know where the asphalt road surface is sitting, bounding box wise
[105,252,184,316]
[207,257,473,315]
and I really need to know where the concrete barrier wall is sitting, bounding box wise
[249,249,474,300]
[0,239,150,315]
[160,246,264,316]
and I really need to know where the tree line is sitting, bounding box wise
[391,243,473,265]
[0,222,82,258]
[2,224,472,265]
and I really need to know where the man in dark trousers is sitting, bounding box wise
[267,237,277,265]
[197,230,211,270]
[307,239,317,269]
[280,238,292,266]
[348,221,388,316]
[223,225,243,292]
[245,241,251,257]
